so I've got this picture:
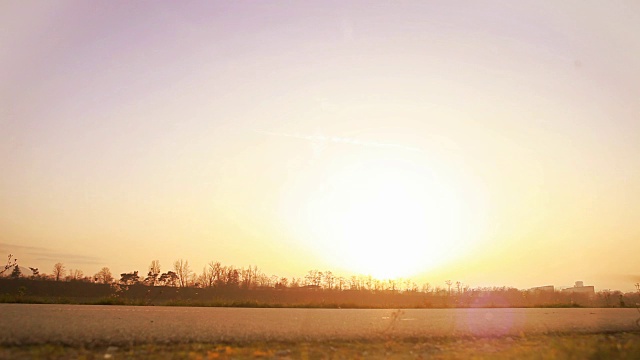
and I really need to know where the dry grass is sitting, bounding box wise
[2,332,640,360]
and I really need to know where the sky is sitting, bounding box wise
[1,1,639,291]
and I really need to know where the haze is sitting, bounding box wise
[1,1,639,291]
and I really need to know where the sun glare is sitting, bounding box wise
[299,157,471,279]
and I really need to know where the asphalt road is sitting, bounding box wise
[1,304,639,346]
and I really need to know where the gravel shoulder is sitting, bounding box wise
[2,304,640,359]
[2,304,640,346]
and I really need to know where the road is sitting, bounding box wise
[1,304,639,346]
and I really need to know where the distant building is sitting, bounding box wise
[561,281,595,297]
[530,285,554,292]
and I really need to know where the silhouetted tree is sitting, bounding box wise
[323,271,335,290]
[349,275,359,290]
[144,260,161,286]
[52,263,65,281]
[240,265,257,289]
[388,279,397,292]
[252,273,263,287]
[365,276,373,291]
[1,254,17,276]
[67,269,84,281]
[10,265,21,279]
[445,280,452,296]
[158,271,178,287]
[94,267,114,284]
[119,271,140,285]
[373,278,384,291]
[405,280,418,292]
[421,282,432,293]
[144,271,158,286]
[305,270,322,286]
[199,261,223,288]
[149,260,161,275]
[225,267,240,287]
[276,277,289,289]
[173,259,193,287]
[28,267,39,279]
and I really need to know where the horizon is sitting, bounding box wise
[1,250,637,294]
[2,1,639,293]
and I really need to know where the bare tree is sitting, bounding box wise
[276,277,289,289]
[323,271,335,290]
[94,267,114,284]
[403,278,412,292]
[256,273,270,287]
[371,278,380,291]
[144,260,161,286]
[173,259,193,287]
[241,265,259,289]
[1,254,17,277]
[198,266,212,288]
[421,282,432,293]
[305,270,322,287]
[149,260,161,275]
[445,280,452,296]
[365,276,373,291]
[349,275,359,290]
[67,269,84,281]
[52,263,66,281]
[199,261,223,288]
[388,279,397,292]
[225,267,240,287]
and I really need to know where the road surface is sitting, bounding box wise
[1,304,638,346]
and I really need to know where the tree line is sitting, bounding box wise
[7,256,436,293]
[3,253,640,308]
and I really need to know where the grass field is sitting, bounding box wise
[2,332,640,359]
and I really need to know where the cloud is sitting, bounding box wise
[0,243,42,253]
[32,253,104,265]
[249,128,425,153]
[0,242,104,265]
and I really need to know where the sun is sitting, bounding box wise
[298,157,470,279]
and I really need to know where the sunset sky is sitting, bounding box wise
[2,1,639,291]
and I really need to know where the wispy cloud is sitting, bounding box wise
[0,243,42,253]
[32,253,104,265]
[248,128,424,153]
[0,242,104,265]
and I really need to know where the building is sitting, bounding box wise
[561,281,595,297]
[530,285,554,292]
